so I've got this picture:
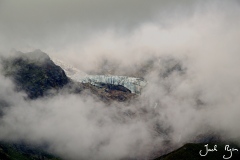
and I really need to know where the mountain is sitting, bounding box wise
[154,143,240,160]
[1,50,69,99]
[1,50,228,160]
[0,50,138,159]
[0,142,61,160]
[1,50,137,102]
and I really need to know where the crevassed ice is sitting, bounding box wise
[77,75,147,94]
[51,58,147,94]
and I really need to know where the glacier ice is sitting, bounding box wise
[52,58,147,94]
[77,75,147,94]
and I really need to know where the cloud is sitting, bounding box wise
[0,0,200,51]
[1,0,240,159]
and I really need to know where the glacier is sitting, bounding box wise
[77,75,147,94]
[52,58,147,94]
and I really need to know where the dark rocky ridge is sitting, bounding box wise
[154,143,240,160]
[0,142,61,160]
[79,82,136,103]
[1,50,69,99]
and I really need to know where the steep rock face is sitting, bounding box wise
[1,50,69,99]
[79,83,136,102]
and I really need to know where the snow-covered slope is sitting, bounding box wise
[52,58,87,78]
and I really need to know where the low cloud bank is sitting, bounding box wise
[1,1,240,160]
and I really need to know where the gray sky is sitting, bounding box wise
[0,0,200,50]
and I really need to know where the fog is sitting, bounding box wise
[1,0,240,160]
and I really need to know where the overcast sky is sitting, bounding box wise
[1,0,239,70]
[0,0,208,51]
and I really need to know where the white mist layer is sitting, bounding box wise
[1,1,240,160]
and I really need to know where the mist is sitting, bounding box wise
[1,0,240,159]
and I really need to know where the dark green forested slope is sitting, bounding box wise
[0,142,61,160]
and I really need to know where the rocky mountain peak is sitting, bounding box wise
[1,50,69,99]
